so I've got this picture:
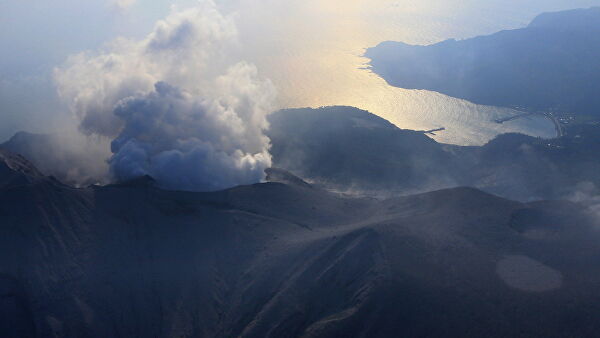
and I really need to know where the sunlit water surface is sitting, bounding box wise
[229,0,600,145]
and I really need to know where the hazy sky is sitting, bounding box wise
[1,0,600,142]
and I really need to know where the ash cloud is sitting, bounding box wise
[54,0,276,191]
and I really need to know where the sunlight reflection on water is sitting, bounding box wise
[231,0,600,145]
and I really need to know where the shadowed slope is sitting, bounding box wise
[6,105,600,202]
[2,150,600,337]
[366,7,600,116]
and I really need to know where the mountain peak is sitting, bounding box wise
[528,7,600,30]
[0,149,45,188]
[265,168,312,188]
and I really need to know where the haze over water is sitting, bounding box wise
[230,0,600,145]
[2,0,600,145]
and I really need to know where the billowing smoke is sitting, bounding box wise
[54,1,276,191]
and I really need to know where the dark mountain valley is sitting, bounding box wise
[2,105,600,337]
[3,4,600,337]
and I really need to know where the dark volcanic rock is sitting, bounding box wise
[268,106,600,201]
[268,106,459,195]
[0,149,45,188]
[2,150,600,337]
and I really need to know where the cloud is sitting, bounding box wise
[568,182,600,220]
[55,0,276,191]
[111,0,137,11]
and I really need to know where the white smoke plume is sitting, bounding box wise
[54,1,276,191]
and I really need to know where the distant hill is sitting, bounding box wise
[0,131,109,186]
[2,149,600,337]
[366,7,600,115]
[5,106,600,201]
[267,106,458,196]
[268,107,600,201]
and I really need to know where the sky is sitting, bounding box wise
[2,0,600,144]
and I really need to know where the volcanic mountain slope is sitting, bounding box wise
[2,151,600,337]
[0,131,110,187]
[268,106,600,201]
[267,106,458,195]
[5,106,600,200]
